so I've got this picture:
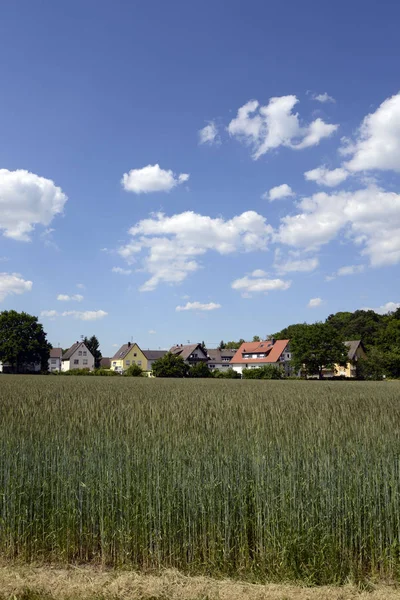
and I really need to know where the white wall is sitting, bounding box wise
[62,343,95,371]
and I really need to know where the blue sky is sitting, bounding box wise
[0,0,399,355]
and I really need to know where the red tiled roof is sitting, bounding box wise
[230,339,290,365]
[50,348,62,358]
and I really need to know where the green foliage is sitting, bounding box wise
[1,376,400,584]
[152,352,189,377]
[83,335,102,369]
[93,368,120,376]
[124,363,144,377]
[213,368,241,379]
[61,368,93,376]
[188,361,213,378]
[242,365,283,379]
[224,338,245,349]
[290,323,348,378]
[252,335,261,342]
[0,310,51,373]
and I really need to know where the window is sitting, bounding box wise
[126,360,130,366]
[209,364,215,369]
[287,354,290,359]
[134,353,137,357]
[74,359,79,365]
[137,361,142,366]
[83,359,88,365]
[78,351,82,356]
[112,361,116,366]
[83,351,87,356]
[51,359,56,364]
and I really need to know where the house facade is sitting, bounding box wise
[230,339,292,375]
[48,348,62,372]
[142,350,167,373]
[111,342,147,373]
[169,343,208,366]
[332,340,366,378]
[62,342,95,371]
[207,348,237,371]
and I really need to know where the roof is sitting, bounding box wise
[112,343,137,360]
[143,350,167,360]
[207,348,237,363]
[169,344,207,361]
[100,357,111,368]
[344,340,364,360]
[50,348,62,359]
[62,342,82,360]
[230,339,290,365]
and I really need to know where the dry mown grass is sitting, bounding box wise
[0,566,399,600]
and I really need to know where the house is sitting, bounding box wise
[169,343,208,366]
[331,340,366,378]
[62,341,95,371]
[100,357,111,369]
[110,342,147,373]
[48,348,62,372]
[0,360,41,374]
[142,350,167,372]
[207,348,237,371]
[230,339,292,375]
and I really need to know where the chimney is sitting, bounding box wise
[271,338,276,345]
[128,341,131,347]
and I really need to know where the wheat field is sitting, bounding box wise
[0,376,399,585]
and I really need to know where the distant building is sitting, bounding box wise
[142,350,167,372]
[230,339,292,375]
[324,340,367,378]
[100,357,111,369]
[110,342,147,373]
[207,348,237,372]
[48,348,62,372]
[169,343,208,366]
[62,342,95,371]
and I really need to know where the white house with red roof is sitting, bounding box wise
[48,347,63,372]
[230,339,292,375]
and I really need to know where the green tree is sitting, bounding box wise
[252,335,261,342]
[290,323,348,379]
[124,363,143,377]
[218,340,226,350]
[188,361,213,378]
[0,310,51,373]
[225,338,245,349]
[83,335,102,369]
[152,352,189,378]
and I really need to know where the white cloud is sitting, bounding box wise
[228,96,338,159]
[112,343,119,347]
[112,266,132,275]
[0,273,32,302]
[0,169,67,241]
[62,310,108,321]
[277,185,400,267]
[251,269,268,277]
[265,183,294,201]
[40,310,59,319]
[118,210,273,291]
[176,301,221,312]
[343,93,400,172]
[231,274,291,294]
[337,264,365,276]
[304,166,349,187]
[363,301,400,315]
[274,250,319,273]
[57,294,84,302]
[121,164,189,194]
[313,92,336,103]
[76,283,85,289]
[308,297,323,308]
[148,329,156,334]
[199,121,219,145]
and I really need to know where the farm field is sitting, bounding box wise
[0,376,400,587]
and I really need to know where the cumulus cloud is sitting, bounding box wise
[148,329,156,334]
[176,301,221,312]
[199,121,219,145]
[308,297,323,308]
[0,272,32,302]
[264,184,294,201]
[118,210,273,291]
[228,95,338,159]
[121,164,189,194]
[304,166,349,187]
[40,310,58,318]
[274,250,319,273]
[342,93,400,172]
[313,92,336,103]
[363,302,400,315]
[277,185,400,267]
[0,169,67,241]
[231,273,291,294]
[57,294,84,302]
[62,310,108,321]
[112,266,132,275]
[337,264,365,276]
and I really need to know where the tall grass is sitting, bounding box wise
[0,376,399,584]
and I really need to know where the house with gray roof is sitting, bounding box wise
[62,341,94,371]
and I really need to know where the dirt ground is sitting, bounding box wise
[0,566,399,600]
